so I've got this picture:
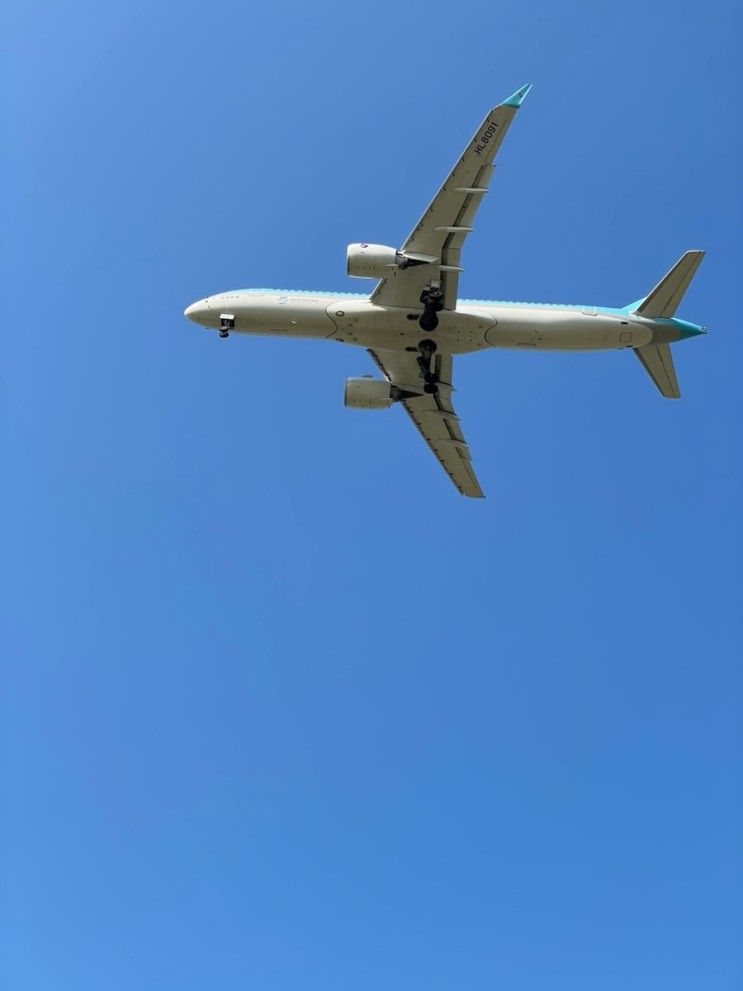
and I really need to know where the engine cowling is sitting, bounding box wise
[344,377,394,409]
[346,243,402,279]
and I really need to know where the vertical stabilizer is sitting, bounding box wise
[634,250,705,318]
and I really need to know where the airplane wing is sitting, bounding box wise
[368,348,484,498]
[371,84,532,311]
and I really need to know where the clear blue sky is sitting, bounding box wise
[3,2,741,988]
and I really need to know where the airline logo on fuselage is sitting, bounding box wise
[474,120,498,156]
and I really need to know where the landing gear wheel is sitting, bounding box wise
[418,286,444,332]
[219,330,230,339]
[423,383,439,395]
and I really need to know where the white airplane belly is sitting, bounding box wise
[327,301,492,353]
[485,309,653,351]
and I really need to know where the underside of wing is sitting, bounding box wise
[371,84,532,311]
[368,349,484,498]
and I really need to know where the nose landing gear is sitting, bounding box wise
[219,313,235,339]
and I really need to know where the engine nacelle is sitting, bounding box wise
[346,243,402,279]
[344,377,395,409]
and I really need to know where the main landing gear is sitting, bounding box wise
[417,338,439,394]
[219,313,235,339]
[418,286,444,332]
[415,283,442,392]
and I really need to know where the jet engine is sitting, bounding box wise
[346,243,440,278]
[346,243,404,278]
[345,377,421,408]
[344,377,395,409]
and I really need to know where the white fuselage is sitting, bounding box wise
[185,289,660,354]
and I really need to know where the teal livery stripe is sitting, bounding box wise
[228,288,632,316]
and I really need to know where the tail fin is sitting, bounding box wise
[633,250,705,318]
[634,344,680,398]
[630,250,705,398]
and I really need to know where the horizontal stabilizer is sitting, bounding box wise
[635,250,705,318]
[634,343,680,399]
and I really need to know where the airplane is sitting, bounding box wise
[184,84,706,498]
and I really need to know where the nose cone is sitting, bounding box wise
[184,298,209,324]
